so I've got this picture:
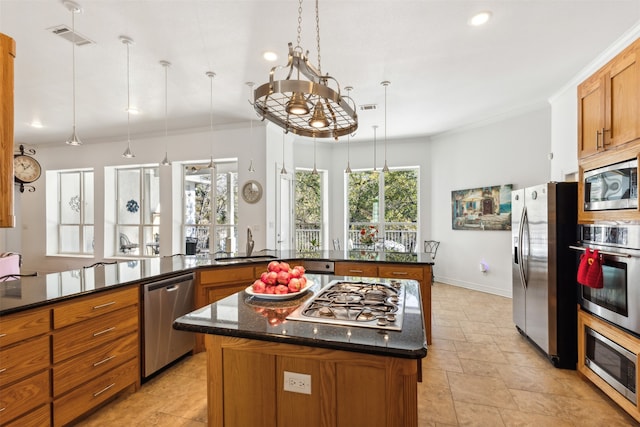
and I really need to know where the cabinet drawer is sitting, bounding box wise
[53,358,138,427]
[53,286,138,329]
[53,305,138,363]
[199,266,256,284]
[335,262,378,277]
[4,403,50,427]
[0,334,50,386]
[53,332,138,397]
[0,369,50,424]
[378,264,424,280]
[0,308,50,347]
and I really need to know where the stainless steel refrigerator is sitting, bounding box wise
[512,182,578,369]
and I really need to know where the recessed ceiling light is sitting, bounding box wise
[30,120,43,128]
[263,51,278,62]
[469,11,492,26]
[125,107,139,115]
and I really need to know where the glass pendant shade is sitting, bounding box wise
[122,141,134,158]
[66,126,82,146]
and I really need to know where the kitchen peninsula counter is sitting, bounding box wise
[174,275,426,427]
[0,249,433,316]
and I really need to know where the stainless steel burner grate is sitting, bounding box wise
[287,280,405,331]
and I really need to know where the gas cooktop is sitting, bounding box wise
[286,280,405,331]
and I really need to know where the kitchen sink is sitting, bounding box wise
[214,255,278,263]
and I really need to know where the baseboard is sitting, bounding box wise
[434,276,512,299]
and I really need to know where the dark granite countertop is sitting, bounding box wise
[173,274,427,360]
[0,250,433,316]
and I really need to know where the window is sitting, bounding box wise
[347,168,418,252]
[183,160,238,254]
[55,170,94,254]
[294,169,324,250]
[116,167,160,256]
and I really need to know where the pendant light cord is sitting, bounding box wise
[71,9,77,131]
[164,65,168,138]
[126,41,131,144]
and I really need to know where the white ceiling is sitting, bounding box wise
[2,0,640,147]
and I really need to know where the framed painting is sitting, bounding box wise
[451,184,512,230]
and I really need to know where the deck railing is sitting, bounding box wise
[295,223,418,252]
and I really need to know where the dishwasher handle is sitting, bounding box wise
[144,273,194,292]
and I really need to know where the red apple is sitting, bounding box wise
[274,284,289,294]
[290,267,302,278]
[279,262,290,272]
[288,277,302,292]
[265,285,276,294]
[267,261,281,272]
[293,265,305,275]
[265,271,278,285]
[260,271,269,282]
[299,276,307,287]
[252,279,266,293]
[277,270,291,284]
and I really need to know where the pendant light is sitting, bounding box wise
[381,81,390,173]
[160,60,171,166]
[246,81,256,172]
[372,125,378,172]
[312,135,318,175]
[121,36,135,158]
[206,71,216,169]
[344,86,353,174]
[281,131,287,175]
[64,1,83,146]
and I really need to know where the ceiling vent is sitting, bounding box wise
[359,104,377,111]
[48,25,94,46]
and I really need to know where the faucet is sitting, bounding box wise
[246,227,255,256]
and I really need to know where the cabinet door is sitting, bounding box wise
[578,74,605,159]
[605,43,640,148]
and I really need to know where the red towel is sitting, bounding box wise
[577,248,591,285]
[584,249,604,289]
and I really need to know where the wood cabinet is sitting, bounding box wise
[51,286,140,427]
[334,261,378,277]
[578,37,640,160]
[0,33,15,228]
[578,309,640,423]
[0,307,51,426]
[205,334,419,427]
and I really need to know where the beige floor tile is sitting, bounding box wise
[433,324,468,342]
[453,401,505,426]
[448,371,518,410]
[499,407,574,426]
[423,348,464,373]
[418,382,458,425]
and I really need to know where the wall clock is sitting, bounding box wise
[13,144,41,193]
[242,180,263,204]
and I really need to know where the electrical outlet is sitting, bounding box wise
[283,371,311,395]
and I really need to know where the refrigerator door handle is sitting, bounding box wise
[518,206,528,289]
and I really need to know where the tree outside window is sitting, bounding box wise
[347,168,418,252]
[295,170,322,250]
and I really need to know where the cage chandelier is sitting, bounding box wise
[252,0,357,140]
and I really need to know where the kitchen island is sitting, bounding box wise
[174,274,427,427]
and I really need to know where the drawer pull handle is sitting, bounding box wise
[93,382,116,397]
[391,271,409,275]
[93,355,116,367]
[93,301,116,310]
[0,368,6,374]
[0,333,6,338]
[93,327,116,337]
[349,269,364,273]
[0,407,5,412]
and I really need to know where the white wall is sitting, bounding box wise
[11,123,268,273]
[429,107,551,297]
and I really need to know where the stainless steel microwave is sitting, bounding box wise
[583,159,638,211]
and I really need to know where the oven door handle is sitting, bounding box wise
[569,245,633,258]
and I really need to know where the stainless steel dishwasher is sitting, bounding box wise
[143,273,194,378]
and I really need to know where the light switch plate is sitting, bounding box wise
[283,371,311,395]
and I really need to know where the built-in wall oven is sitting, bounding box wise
[573,223,640,405]
[573,224,640,335]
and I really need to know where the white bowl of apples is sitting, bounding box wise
[245,261,310,300]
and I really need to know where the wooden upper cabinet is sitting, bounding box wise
[0,33,15,228]
[578,38,640,160]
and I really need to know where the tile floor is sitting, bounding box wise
[77,282,638,426]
